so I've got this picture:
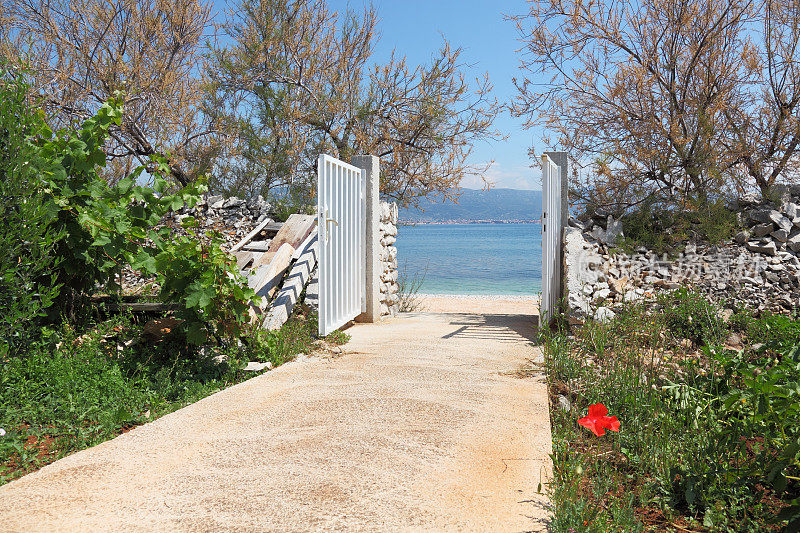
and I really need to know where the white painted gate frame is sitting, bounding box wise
[541,154,562,327]
[317,154,366,336]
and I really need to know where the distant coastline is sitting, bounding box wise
[398,219,541,226]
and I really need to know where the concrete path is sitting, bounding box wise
[0,310,552,532]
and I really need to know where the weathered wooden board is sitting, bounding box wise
[262,232,318,330]
[247,242,296,322]
[263,221,284,233]
[266,214,316,254]
[230,217,273,253]
[248,244,294,296]
[233,251,254,271]
[242,240,272,252]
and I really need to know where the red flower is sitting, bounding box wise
[578,403,620,437]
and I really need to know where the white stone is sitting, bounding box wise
[746,240,777,256]
[594,307,616,322]
[380,202,391,221]
[594,288,612,300]
[244,361,273,372]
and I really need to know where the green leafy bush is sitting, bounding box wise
[0,68,63,356]
[618,198,739,254]
[658,288,725,344]
[0,88,258,344]
[153,220,258,344]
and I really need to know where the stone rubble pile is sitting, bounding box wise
[731,183,800,255]
[379,201,400,317]
[121,194,278,293]
[564,185,800,324]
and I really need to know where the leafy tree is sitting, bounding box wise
[206,0,501,206]
[0,68,63,356]
[511,0,800,211]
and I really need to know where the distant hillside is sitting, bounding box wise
[400,188,542,222]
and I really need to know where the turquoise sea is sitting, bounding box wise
[395,223,542,295]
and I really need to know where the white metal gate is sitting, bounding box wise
[541,154,562,326]
[317,154,366,336]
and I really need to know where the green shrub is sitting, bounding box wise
[617,198,739,254]
[153,222,258,344]
[0,89,258,343]
[658,289,725,344]
[745,314,800,348]
[0,68,63,356]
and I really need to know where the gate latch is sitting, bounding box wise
[323,209,339,243]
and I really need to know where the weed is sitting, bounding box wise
[398,262,428,312]
[542,294,800,531]
[325,330,351,345]
[658,288,725,344]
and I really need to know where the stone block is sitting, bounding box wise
[772,229,789,243]
[746,240,777,256]
[753,223,774,237]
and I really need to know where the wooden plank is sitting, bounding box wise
[248,244,294,296]
[229,217,273,253]
[247,242,295,322]
[233,251,254,271]
[266,214,316,254]
[241,252,263,276]
[262,233,318,330]
[243,240,272,252]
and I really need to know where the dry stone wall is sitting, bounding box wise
[379,201,400,316]
[564,185,800,324]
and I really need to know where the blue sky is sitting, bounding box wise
[213,0,543,190]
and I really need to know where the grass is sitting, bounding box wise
[397,262,428,312]
[0,308,345,486]
[542,292,800,531]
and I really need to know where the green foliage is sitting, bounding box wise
[658,288,725,344]
[152,220,258,344]
[0,68,64,356]
[544,297,800,531]
[247,312,321,365]
[29,95,211,318]
[617,198,740,254]
[745,314,800,349]
[0,85,257,344]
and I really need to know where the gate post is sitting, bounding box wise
[544,151,569,316]
[352,155,381,322]
[544,151,569,231]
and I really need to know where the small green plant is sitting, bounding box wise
[397,263,428,312]
[325,330,351,345]
[658,288,725,344]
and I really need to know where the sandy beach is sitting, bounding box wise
[413,294,539,315]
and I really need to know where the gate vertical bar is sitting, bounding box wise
[541,154,563,327]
